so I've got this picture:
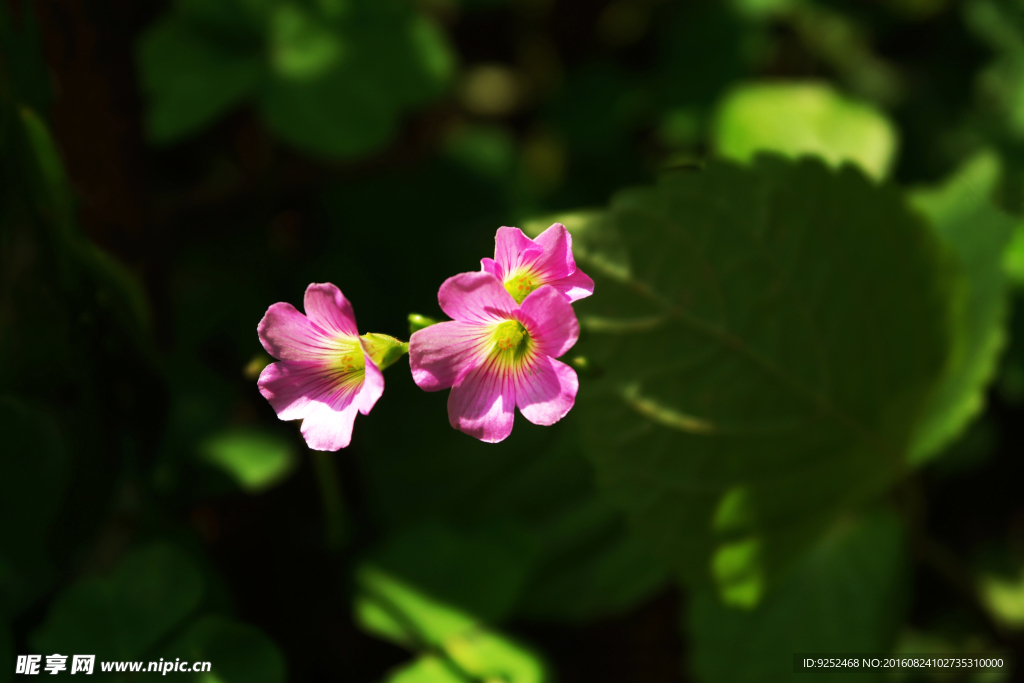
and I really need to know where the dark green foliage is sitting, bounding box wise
[139,0,454,158]
[32,544,285,683]
[536,158,952,595]
[32,544,205,660]
[687,512,908,682]
[3,0,1024,680]
[0,398,66,616]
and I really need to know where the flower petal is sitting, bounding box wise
[355,343,384,416]
[480,257,503,280]
[516,285,580,358]
[258,357,367,414]
[304,282,359,337]
[448,357,515,443]
[409,321,490,391]
[530,223,575,281]
[494,226,543,277]
[553,266,595,303]
[258,360,328,421]
[258,303,345,361]
[515,355,578,426]
[299,389,361,451]
[438,271,517,324]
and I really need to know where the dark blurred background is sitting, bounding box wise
[4,0,1024,681]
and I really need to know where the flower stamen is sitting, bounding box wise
[492,320,530,363]
[329,339,366,383]
[504,270,540,304]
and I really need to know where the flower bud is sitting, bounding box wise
[408,313,439,334]
[359,333,409,371]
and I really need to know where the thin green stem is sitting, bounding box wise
[310,449,348,553]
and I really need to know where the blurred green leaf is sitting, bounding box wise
[356,566,550,683]
[161,615,287,683]
[444,630,547,683]
[18,107,76,240]
[928,417,998,477]
[384,655,469,683]
[198,428,297,493]
[383,639,547,683]
[355,565,479,647]
[139,16,262,143]
[979,568,1024,629]
[0,397,67,615]
[966,0,1024,138]
[443,124,516,179]
[19,107,152,336]
[909,152,1016,463]
[366,521,535,625]
[270,3,344,81]
[687,512,908,683]
[138,0,454,158]
[1004,225,1024,286]
[713,82,898,180]
[32,543,204,660]
[526,157,953,592]
[260,7,452,158]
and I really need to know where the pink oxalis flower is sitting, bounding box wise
[481,223,595,304]
[257,283,383,451]
[409,271,581,443]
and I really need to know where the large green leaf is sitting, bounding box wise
[908,152,1016,463]
[687,512,908,683]
[712,82,898,180]
[31,543,204,660]
[525,157,953,594]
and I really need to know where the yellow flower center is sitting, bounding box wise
[504,270,540,304]
[491,320,530,362]
[329,338,365,386]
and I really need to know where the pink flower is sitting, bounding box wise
[257,283,383,451]
[481,223,595,304]
[409,272,580,443]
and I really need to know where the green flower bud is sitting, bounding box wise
[408,313,439,334]
[359,333,409,371]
